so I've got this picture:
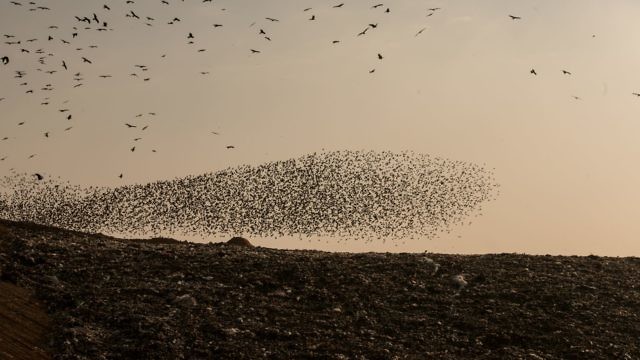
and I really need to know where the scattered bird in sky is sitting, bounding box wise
[415,28,426,36]
[378,53,383,60]
[226,145,235,149]
[562,70,572,75]
[632,93,640,97]
[530,69,537,76]
[34,173,44,180]
[509,15,521,20]
[125,123,137,128]
[250,49,261,54]
[1,56,8,65]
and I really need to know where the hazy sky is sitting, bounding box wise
[2,0,640,255]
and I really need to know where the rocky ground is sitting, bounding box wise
[1,219,639,359]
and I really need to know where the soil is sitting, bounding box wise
[1,219,639,359]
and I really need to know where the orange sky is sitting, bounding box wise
[1,0,640,255]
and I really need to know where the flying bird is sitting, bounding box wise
[34,173,44,180]
[1,56,8,65]
[509,15,521,20]
[530,69,537,76]
[562,70,572,75]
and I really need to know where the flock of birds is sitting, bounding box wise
[0,0,459,169]
[0,151,499,241]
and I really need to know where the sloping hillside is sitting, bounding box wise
[1,220,639,359]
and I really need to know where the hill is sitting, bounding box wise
[1,219,639,359]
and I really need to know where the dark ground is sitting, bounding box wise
[0,219,639,359]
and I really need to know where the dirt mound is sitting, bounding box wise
[226,236,253,248]
[1,219,639,359]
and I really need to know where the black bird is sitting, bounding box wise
[530,69,537,75]
[188,32,194,39]
[378,53,383,60]
[415,28,426,36]
[1,56,8,65]
[632,93,640,97]
[125,123,137,128]
[62,60,67,70]
[104,4,110,10]
[226,145,235,149]
[562,70,571,75]
[265,17,279,22]
[358,27,369,36]
[333,3,344,8]
[34,173,44,180]
[250,49,261,54]
[82,57,92,64]
[509,15,521,20]
[310,15,315,20]
[131,146,136,152]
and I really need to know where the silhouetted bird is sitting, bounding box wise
[125,123,137,128]
[34,173,44,180]
[562,70,571,75]
[530,69,537,75]
[509,15,521,20]
[1,56,8,65]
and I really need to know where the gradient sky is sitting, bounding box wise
[1,0,640,255]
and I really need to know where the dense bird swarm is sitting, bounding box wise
[1,220,639,359]
[0,151,498,241]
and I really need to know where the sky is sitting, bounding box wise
[1,0,640,255]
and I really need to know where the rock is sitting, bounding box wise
[172,294,197,307]
[226,237,254,248]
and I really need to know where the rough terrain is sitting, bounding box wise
[1,219,639,359]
